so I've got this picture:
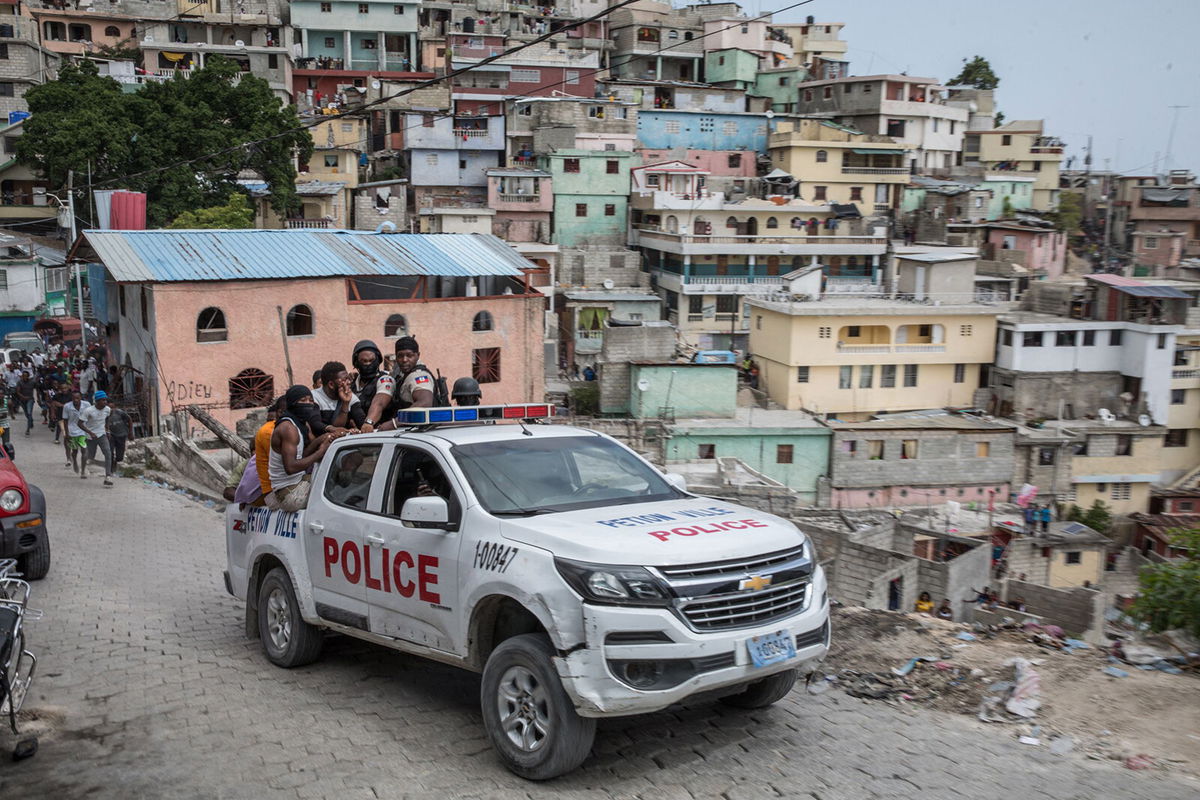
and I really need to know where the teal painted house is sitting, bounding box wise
[753,67,808,113]
[543,150,637,248]
[628,363,738,419]
[704,49,760,91]
[665,408,831,503]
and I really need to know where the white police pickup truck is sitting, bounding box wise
[225,404,830,779]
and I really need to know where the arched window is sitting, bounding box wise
[472,310,494,332]
[684,31,693,41]
[725,216,738,229]
[104,25,120,37]
[815,149,828,163]
[285,304,314,337]
[384,314,408,338]
[196,306,227,343]
[665,215,678,233]
[229,368,274,410]
[791,216,804,229]
[766,217,779,229]
[667,29,678,39]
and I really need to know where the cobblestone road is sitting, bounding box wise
[0,431,1196,799]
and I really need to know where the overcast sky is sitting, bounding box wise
[771,0,1200,176]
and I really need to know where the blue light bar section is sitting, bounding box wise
[394,404,552,427]
[453,408,479,421]
[428,408,454,422]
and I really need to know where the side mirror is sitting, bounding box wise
[401,495,452,530]
[664,472,688,493]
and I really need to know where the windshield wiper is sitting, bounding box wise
[491,507,560,517]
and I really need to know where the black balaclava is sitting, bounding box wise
[352,339,384,383]
[278,385,319,437]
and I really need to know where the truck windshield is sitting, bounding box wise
[452,435,681,515]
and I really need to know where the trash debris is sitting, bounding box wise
[1062,638,1090,651]
[1018,736,1041,746]
[1124,754,1155,771]
[1048,736,1074,755]
[1102,666,1130,678]
[956,632,978,642]
[891,656,937,677]
[1004,658,1041,718]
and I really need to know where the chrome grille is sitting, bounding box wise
[657,545,805,580]
[678,579,810,631]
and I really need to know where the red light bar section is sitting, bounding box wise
[525,405,550,417]
[502,406,528,418]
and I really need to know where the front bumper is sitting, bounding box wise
[555,566,831,717]
[0,511,46,559]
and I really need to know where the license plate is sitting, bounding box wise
[747,629,796,668]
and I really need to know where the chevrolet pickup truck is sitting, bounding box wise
[225,404,830,779]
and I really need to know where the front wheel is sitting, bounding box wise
[480,633,596,780]
[719,667,799,709]
[257,567,323,668]
[19,534,49,580]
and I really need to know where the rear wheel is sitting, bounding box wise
[480,633,595,780]
[719,668,799,709]
[257,567,323,668]
[19,535,49,581]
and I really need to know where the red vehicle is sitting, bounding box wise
[0,446,48,579]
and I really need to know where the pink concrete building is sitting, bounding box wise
[981,222,1067,280]
[486,167,552,244]
[76,230,545,432]
[636,149,757,177]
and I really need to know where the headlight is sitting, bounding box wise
[0,488,23,512]
[555,558,672,607]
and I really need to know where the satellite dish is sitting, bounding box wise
[1138,414,1151,426]
[764,110,775,119]
[636,378,650,392]
[371,80,381,89]
[1097,408,1111,417]
[234,40,245,47]
[602,279,615,289]
[143,35,154,43]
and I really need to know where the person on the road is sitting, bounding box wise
[266,386,335,512]
[107,403,132,471]
[60,390,91,475]
[78,390,113,486]
[15,370,36,436]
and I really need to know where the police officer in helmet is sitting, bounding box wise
[361,336,434,432]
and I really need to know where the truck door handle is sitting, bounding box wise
[309,522,325,534]
[366,533,385,547]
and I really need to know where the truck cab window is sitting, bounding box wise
[323,445,383,510]
[387,447,458,517]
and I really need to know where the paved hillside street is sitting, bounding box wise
[0,432,1196,800]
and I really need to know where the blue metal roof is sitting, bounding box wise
[80,229,530,283]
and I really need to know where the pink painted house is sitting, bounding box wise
[76,230,545,433]
[636,149,757,177]
[486,167,553,244]
[981,222,1067,280]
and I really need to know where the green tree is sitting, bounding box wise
[1131,527,1200,637]
[167,192,254,229]
[16,58,312,227]
[947,56,1000,90]
[1001,196,1015,218]
[1081,499,1112,534]
[1049,192,1083,233]
[994,111,1006,127]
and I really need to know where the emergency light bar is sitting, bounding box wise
[395,404,553,426]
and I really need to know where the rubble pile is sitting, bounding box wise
[825,606,1200,775]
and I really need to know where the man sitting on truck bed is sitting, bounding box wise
[265,386,337,512]
[361,336,435,433]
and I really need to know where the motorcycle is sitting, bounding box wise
[0,557,37,759]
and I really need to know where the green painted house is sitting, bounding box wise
[753,67,808,113]
[628,363,738,419]
[542,150,637,248]
[705,49,760,91]
[665,408,831,502]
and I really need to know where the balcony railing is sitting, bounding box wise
[683,275,783,285]
[836,343,890,353]
[1172,368,1200,379]
[636,228,885,246]
[833,343,947,354]
[841,166,908,175]
[453,128,491,138]
[497,192,541,202]
[577,329,603,340]
[894,344,946,353]
[286,218,331,229]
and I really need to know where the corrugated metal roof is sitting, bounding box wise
[82,230,529,283]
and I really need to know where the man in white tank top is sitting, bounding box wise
[266,386,335,512]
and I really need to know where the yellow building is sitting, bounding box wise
[1162,332,1200,478]
[767,119,911,210]
[1005,521,1108,589]
[748,294,999,419]
[967,120,1063,212]
[1063,420,1167,515]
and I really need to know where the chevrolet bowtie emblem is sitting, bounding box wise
[739,574,772,592]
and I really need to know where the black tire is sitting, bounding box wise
[257,567,323,668]
[719,667,799,709]
[480,633,596,780]
[19,535,49,581]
